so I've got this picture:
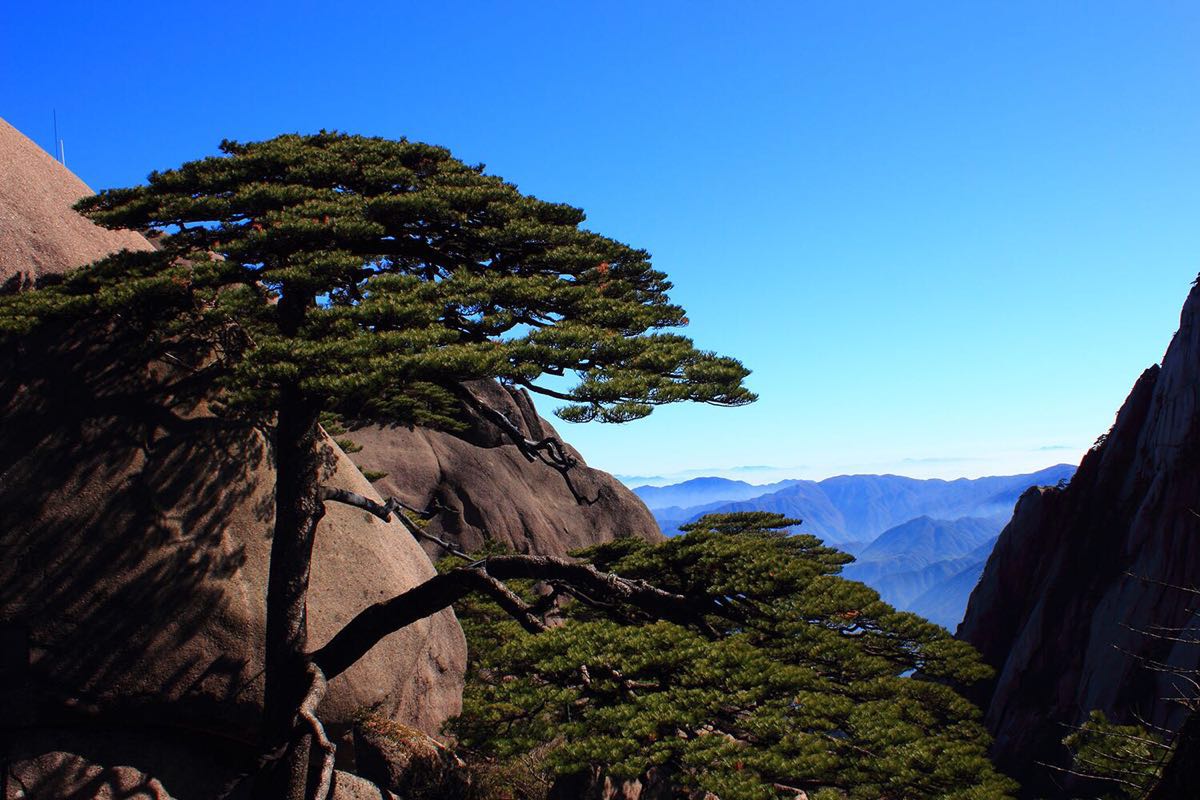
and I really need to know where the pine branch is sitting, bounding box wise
[318,486,467,558]
[319,487,397,522]
[310,555,726,680]
[452,384,599,505]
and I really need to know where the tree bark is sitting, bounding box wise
[258,387,327,800]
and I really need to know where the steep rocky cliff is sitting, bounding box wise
[959,278,1200,796]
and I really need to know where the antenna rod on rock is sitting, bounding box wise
[51,109,64,165]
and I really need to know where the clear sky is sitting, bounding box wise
[4,2,1199,483]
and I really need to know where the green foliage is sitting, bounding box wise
[450,513,1017,800]
[458,748,555,800]
[0,132,754,429]
[361,469,388,483]
[319,412,349,435]
[1062,710,1172,799]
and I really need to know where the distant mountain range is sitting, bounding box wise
[631,477,803,512]
[634,464,1076,628]
[843,516,1004,628]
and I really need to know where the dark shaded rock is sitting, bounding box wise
[0,736,397,800]
[0,725,245,800]
[959,279,1200,796]
[548,767,677,800]
[0,332,467,740]
[4,751,175,800]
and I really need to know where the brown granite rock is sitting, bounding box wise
[352,712,469,799]
[4,751,175,800]
[346,380,663,557]
[0,117,151,291]
[0,351,466,740]
[1,735,396,800]
[331,772,399,800]
[959,278,1200,796]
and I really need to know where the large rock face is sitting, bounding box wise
[0,118,151,290]
[0,313,467,749]
[958,279,1200,796]
[345,380,663,557]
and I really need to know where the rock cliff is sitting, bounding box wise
[958,278,1200,796]
[0,118,151,290]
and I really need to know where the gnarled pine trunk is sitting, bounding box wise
[256,388,327,800]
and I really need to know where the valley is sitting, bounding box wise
[634,464,1075,628]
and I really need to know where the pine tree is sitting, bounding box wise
[451,513,1018,800]
[1060,711,1171,799]
[0,132,754,799]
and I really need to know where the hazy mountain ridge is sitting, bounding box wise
[844,517,1004,610]
[909,556,996,629]
[643,467,1074,629]
[650,464,1075,543]
[632,476,803,511]
[852,515,1003,564]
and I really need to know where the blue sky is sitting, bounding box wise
[4,2,1199,482]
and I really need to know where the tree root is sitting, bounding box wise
[215,662,335,800]
[298,661,335,800]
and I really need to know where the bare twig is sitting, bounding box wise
[391,507,471,560]
[1125,571,1200,596]
[1121,621,1200,645]
[1113,646,1200,674]
[1130,710,1179,736]
[1055,720,1173,751]
[1035,760,1150,792]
